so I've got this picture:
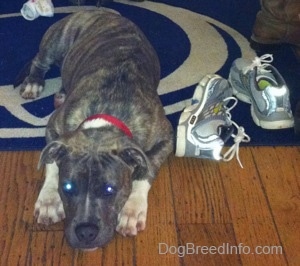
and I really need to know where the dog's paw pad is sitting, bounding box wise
[21,83,44,99]
[116,196,147,237]
[34,188,65,225]
[20,83,43,99]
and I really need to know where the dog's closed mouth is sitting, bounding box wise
[82,247,99,252]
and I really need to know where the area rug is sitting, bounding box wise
[0,0,300,151]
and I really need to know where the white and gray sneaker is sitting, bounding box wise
[175,74,250,168]
[229,54,294,129]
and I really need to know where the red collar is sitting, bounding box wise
[82,114,133,138]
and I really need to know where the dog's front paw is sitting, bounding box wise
[34,187,65,225]
[20,76,45,99]
[116,196,147,237]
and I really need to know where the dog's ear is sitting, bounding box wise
[119,147,154,180]
[38,141,68,169]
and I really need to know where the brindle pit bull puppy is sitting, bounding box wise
[16,10,173,250]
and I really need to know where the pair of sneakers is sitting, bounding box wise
[176,54,294,167]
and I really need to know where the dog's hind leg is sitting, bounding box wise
[15,18,70,99]
[17,49,57,99]
[14,58,46,99]
[15,36,61,99]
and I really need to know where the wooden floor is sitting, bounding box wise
[0,146,299,266]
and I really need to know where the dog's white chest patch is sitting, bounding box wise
[82,118,111,129]
[81,114,133,138]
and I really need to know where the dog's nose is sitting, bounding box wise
[75,223,99,243]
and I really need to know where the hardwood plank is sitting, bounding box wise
[276,221,300,266]
[28,231,74,265]
[250,146,300,265]
[232,222,286,265]
[146,160,177,226]
[220,147,276,223]
[0,145,299,265]
[250,147,300,223]
[74,249,103,266]
[101,236,134,266]
[0,151,40,265]
[135,160,180,266]
[177,224,241,266]
[179,224,241,265]
[135,224,181,266]
[168,155,232,224]
[220,147,287,265]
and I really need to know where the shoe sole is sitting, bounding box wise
[175,125,186,156]
[229,74,294,130]
[175,74,222,156]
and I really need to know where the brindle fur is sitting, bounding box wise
[16,10,173,249]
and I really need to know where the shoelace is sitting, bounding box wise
[243,54,273,74]
[221,97,251,168]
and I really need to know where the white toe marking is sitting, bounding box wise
[116,180,151,236]
[34,162,65,225]
[22,83,44,99]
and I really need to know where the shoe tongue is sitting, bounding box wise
[256,70,278,90]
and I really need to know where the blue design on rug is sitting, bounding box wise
[0,0,299,150]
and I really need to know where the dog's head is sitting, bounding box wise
[38,128,153,249]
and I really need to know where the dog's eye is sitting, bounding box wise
[101,184,116,197]
[62,181,77,196]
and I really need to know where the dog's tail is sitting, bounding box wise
[13,60,32,88]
